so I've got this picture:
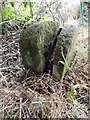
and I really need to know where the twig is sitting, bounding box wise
[74,61,88,70]
[32,101,63,104]
[0,56,12,66]
[0,103,15,113]
[0,18,15,25]
[19,97,22,119]
[0,85,21,103]
[34,0,58,16]
[45,0,55,22]
[42,80,55,93]
[29,0,33,19]
[61,46,67,64]
[0,53,17,58]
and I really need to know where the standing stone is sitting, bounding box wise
[19,20,78,80]
[19,21,58,74]
[53,21,79,80]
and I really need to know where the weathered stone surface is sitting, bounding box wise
[19,20,78,80]
[53,21,79,80]
[19,21,58,74]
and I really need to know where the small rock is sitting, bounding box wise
[83,95,89,103]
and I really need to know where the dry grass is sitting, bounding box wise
[0,22,89,119]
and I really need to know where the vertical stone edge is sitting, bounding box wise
[88,1,90,119]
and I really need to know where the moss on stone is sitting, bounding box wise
[19,20,78,80]
[19,20,58,74]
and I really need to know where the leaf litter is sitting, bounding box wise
[0,22,89,119]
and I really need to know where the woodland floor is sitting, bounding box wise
[0,21,89,119]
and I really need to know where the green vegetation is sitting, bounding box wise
[0,2,47,24]
[0,1,47,36]
[58,61,72,71]
[66,84,87,100]
[0,1,88,119]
